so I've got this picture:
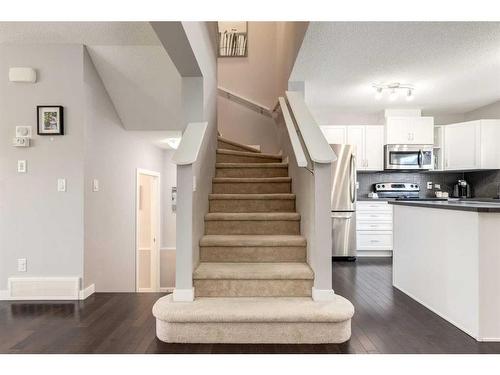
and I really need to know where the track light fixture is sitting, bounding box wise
[372,82,415,101]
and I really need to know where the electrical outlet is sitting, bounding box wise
[17,258,27,272]
[17,160,27,173]
[435,184,441,189]
[427,181,433,190]
[356,181,360,189]
[57,178,66,192]
[92,179,99,192]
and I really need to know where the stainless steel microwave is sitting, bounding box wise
[384,145,433,170]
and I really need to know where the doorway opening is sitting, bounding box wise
[136,169,161,292]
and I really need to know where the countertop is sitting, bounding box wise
[388,199,500,212]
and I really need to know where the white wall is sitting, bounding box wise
[83,48,169,292]
[217,22,307,152]
[465,100,500,120]
[0,44,85,291]
[183,22,218,272]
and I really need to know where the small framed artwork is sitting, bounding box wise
[37,106,64,135]
[217,22,248,57]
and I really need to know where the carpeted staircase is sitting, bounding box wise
[153,136,354,344]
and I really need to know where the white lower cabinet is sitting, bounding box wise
[356,201,393,257]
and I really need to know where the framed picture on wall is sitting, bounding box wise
[37,106,64,135]
[217,21,248,57]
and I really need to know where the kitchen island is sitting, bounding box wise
[389,200,500,341]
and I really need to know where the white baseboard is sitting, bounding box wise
[311,288,336,301]
[160,287,174,293]
[173,288,194,302]
[79,284,95,300]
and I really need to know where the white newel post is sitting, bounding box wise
[311,162,335,301]
[172,164,195,301]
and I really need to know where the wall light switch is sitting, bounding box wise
[57,178,66,192]
[193,175,197,192]
[427,181,433,190]
[17,258,27,272]
[92,179,99,192]
[17,160,27,173]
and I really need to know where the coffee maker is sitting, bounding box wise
[452,179,472,198]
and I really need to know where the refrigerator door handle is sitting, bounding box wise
[349,155,356,203]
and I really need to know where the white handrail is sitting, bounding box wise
[172,122,208,165]
[218,86,277,117]
[285,91,336,164]
[279,97,308,168]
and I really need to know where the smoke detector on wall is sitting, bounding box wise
[373,82,414,102]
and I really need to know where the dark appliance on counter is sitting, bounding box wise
[452,179,472,199]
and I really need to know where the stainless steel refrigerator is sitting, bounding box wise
[330,144,357,259]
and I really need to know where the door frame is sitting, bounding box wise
[135,168,161,292]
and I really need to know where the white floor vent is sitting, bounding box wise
[8,277,80,300]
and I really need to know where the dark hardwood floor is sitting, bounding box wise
[1,258,499,354]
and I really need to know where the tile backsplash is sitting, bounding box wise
[464,170,500,198]
[357,171,464,198]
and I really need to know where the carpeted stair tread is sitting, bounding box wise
[205,212,300,221]
[216,162,288,169]
[213,177,291,183]
[209,193,295,200]
[153,294,354,323]
[200,234,306,247]
[216,149,282,159]
[193,262,313,280]
[217,136,261,153]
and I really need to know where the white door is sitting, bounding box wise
[444,122,480,170]
[321,126,346,144]
[347,126,365,170]
[136,169,161,292]
[364,126,384,171]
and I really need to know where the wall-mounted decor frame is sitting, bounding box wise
[37,106,64,135]
[217,22,248,57]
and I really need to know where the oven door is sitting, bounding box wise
[385,145,433,170]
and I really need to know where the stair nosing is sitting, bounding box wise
[193,262,314,280]
[209,193,295,200]
[216,149,282,159]
[200,234,306,247]
[205,212,300,221]
[217,136,261,153]
[213,177,291,183]
[216,162,288,169]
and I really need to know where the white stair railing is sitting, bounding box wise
[278,91,337,301]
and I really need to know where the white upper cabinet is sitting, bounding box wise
[321,126,346,144]
[321,125,384,171]
[364,126,385,171]
[444,120,500,171]
[385,116,434,145]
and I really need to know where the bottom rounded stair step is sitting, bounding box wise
[152,294,355,344]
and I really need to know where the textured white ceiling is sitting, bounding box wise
[0,22,160,45]
[291,22,500,115]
